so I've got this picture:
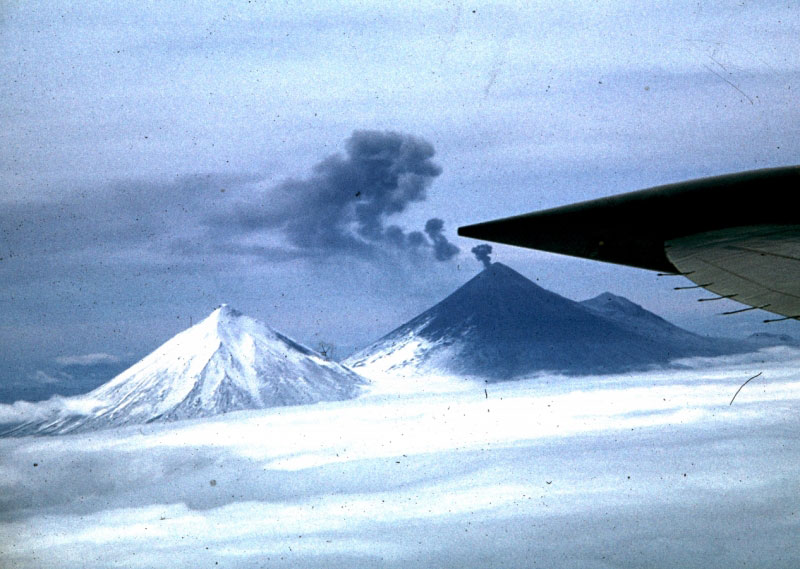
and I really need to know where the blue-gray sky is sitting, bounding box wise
[2,1,799,397]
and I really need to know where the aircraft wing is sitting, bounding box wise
[458,166,800,321]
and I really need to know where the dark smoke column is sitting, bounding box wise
[217,129,460,263]
[471,244,493,269]
[425,218,460,261]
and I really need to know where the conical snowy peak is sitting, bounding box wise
[4,306,366,436]
[208,303,248,330]
[195,304,249,340]
[346,263,747,381]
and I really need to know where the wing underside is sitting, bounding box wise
[666,225,800,320]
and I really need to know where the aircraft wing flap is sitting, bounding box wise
[666,225,800,320]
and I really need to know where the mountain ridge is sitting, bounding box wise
[346,262,748,380]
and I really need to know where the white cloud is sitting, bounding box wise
[1,349,799,568]
[0,396,103,425]
[55,353,121,367]
[30,370,67,385]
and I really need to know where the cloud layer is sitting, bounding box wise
[1,349,799,568]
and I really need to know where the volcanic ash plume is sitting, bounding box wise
[471,244,493,269]
[218,130,460,263]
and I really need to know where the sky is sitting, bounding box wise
[2,1,800,398]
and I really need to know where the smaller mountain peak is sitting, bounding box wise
[581,292,662,323]
[582,292,643,311]
[585,292,634,305]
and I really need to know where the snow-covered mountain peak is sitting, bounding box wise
[213,302,240,319]
[3,306,366,436]
[214,303,245,320]
[579,292,690,335]
[202,303,245,333]
[190,304,288,359]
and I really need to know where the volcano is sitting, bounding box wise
[345,263,745,380]
[3,305,365,436]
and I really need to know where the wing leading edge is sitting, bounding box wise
[458,166,800,320]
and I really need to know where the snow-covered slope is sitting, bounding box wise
[346,263,747,381]
[3,305,365,436]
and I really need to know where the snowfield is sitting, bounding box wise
[2,347,799,568]
[1,305,364,436]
